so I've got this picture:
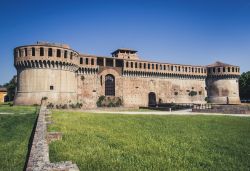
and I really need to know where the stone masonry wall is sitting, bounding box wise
[26,102,79,171]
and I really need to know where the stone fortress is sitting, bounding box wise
[14,42,241,108]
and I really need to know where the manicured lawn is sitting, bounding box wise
[49,111,250,171]
[0,104,38,171]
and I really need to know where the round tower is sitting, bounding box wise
[14,42,79,105]
[206,61,240,104]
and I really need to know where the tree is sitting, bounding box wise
[3,76,17,101]
[239,71,250,100]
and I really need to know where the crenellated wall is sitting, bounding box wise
[13,43,241,107]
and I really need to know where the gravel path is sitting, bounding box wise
[0,112,28,115]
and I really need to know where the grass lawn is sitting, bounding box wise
[0,104,38,171]
[49,111,250,171]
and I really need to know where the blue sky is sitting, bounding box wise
[0,0,250,84]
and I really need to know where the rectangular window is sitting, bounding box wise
[64,51,68,58]
[80,58,83,64]
[40,48,44,56]
[48,48,52,57]
[32,48,35,56]
[70,52,73,59]
[24,48,27,56]
[57,49,61,57]
[50,85,54,90]
[86,58,89,65]
[91,59,94,65]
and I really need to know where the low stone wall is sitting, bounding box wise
[26,103,79,171]
[192,104,250,114]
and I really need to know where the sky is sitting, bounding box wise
[0,0,250,84]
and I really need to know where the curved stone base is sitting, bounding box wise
[14,92,77,105]
[208,96,241,104]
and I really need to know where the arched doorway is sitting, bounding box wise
[105,74,115,96]
[148,92,156,107]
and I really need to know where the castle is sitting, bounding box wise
[14,42,241,108]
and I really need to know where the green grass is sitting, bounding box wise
[49,111,250,171]
[0,105,38,171]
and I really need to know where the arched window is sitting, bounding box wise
[105,74,115,96]
[40,47,44,56]
[57,49,61,57]
[48,48,52,57]
[32,47,35,56]
[80,58,83,64]
[91,59,94,65]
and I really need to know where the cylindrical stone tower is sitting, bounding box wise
[206,61,241,104]
[14,42,79,105]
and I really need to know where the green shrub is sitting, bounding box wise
[47,103,54,109]
[96,96,105,107]
[96,96,122,107]
[42,97,48,100]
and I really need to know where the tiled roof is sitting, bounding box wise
[206,61,237,67]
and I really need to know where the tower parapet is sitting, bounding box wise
[206,61,240,104]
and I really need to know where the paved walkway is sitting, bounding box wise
[87,109,250,117]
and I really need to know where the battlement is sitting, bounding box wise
[206,61,240,77]
[14,43,79,72]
